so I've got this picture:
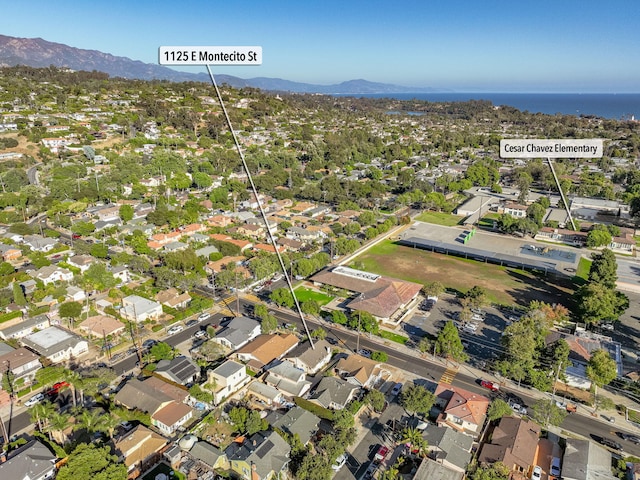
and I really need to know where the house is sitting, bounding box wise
[31,265,73,285]
[423,426,473,473]
[66,254,93,272]
[478,416,540,477]
[113,424,167,476]
[264,361,312,398]
[434,384,490,436]
[211,316,261,351]
[78,315,125,338]
[21,326,89,363]
[156,288,191,309]
[0,245,22,262]
[309,376,359,410]
[561,438,616,480]
[310,266,422,324]
[246,381,284,406]
[0,347,41,384]
[226,430,291,480]
[65,286,86,302]
[412,457,464,480]
[187,440,229,471]
[0,314,50,340]
[267,406,320,445]
[0,439,57,480]
[111,265,131,283]
[535,227,588,247]
[334,355,387,389]
[22,235,57,253]
[207,360,251,405]
[120,295,163,323]
[500,202,528,218]
[155,356,200,385]
[114,376,193,435]
[283,339,332,374]
[234,333,299,371]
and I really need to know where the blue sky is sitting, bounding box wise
[2,0,639,92]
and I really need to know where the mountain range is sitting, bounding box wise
[0,34,443,94]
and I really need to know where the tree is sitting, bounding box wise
[586,228,612,248]
[311,327,327,340]
[471,462,510,480]
[118,204,134,223]
[301,300,320,316]
[364,390,386,413]
[149,341,176,361]
[56,443,127,480]
[330,310,348,325]
[270,287,295,308]
[400,384,435,417]
[79,263,117,292]
[229,406,249,432]
[576,282,626,326]
[421,281,444,299]
[371,351,388,362]
[400,427,428,457]
[588,248,618,288]
[261,314,278,334]
[586,349,618,411]
[29,400,56,436]
[246,410,267,435]
[12,282,26,306]
[59,302,82,328]
[529,398,567,427]
[487,399,513,421]
[435,321,468,363]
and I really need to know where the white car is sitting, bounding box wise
[463,322,479,333]
[194,330,208,340]
[197,312,210,322]
[167,325,184,335]
[531,465,542,480]
[25,393,44,407]
[332,453,348,471]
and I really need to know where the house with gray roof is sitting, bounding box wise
[188,440,227,470]
[267,406,320,445]
[413,457,464,480]
[226,430,290,480]
[0,439,57,480]
[211,316,261,351]
[155,356,200,385]
[0,314,50,340]
[562,438,616,480]
[309,376,359,410]
[283,339,332,374]
[423,426,473,473]
[20,326,88,363]
[264,361,311,398]
[120,295,163,323]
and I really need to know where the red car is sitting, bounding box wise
[46,381,70,396]
[480,380,499,392]
[374,445,389,463]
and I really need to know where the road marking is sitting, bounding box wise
[440,366,459,384]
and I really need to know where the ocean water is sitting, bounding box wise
[344,93,640,120]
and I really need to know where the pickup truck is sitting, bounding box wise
[555,400,577,413]
[374,445,389,463]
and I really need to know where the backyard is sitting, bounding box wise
[350,240,577,308]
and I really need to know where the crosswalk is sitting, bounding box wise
[439,366,459,384]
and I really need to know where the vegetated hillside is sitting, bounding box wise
[0,34,440,94]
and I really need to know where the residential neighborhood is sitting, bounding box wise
[0,65,639,480]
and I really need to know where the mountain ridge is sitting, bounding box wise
[0,34,445,94]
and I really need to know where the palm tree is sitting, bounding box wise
[73,408,105,434]
[400,427,428,458]
[63,369,81,408]
[46,411,71,445]
[380,463,400,480]
[96,412,121,441]
[29,401,56,439]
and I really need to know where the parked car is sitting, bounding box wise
[357,349,372,358]
[599,437,623,451]
[373,445,389,463]
[167,325,184,335]
[390,382,403,396]
[622,433,640,444]
[332,453,347,471]
[531,465,542,480]
[463,322,479,333]
[194,330,208,340]
[185,319,198,327]
[510,403,527,415]
[198,312,210,322]
[550,457,561,477]
[480,380,499,391]
[25,393,44,407]
[142,339,158,350]
[46,381,70,396]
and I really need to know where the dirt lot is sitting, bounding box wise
[352,241,576,308]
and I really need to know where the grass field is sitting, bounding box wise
[351,239,576,308]
[414,211,463,226]
[294,287,334,306]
